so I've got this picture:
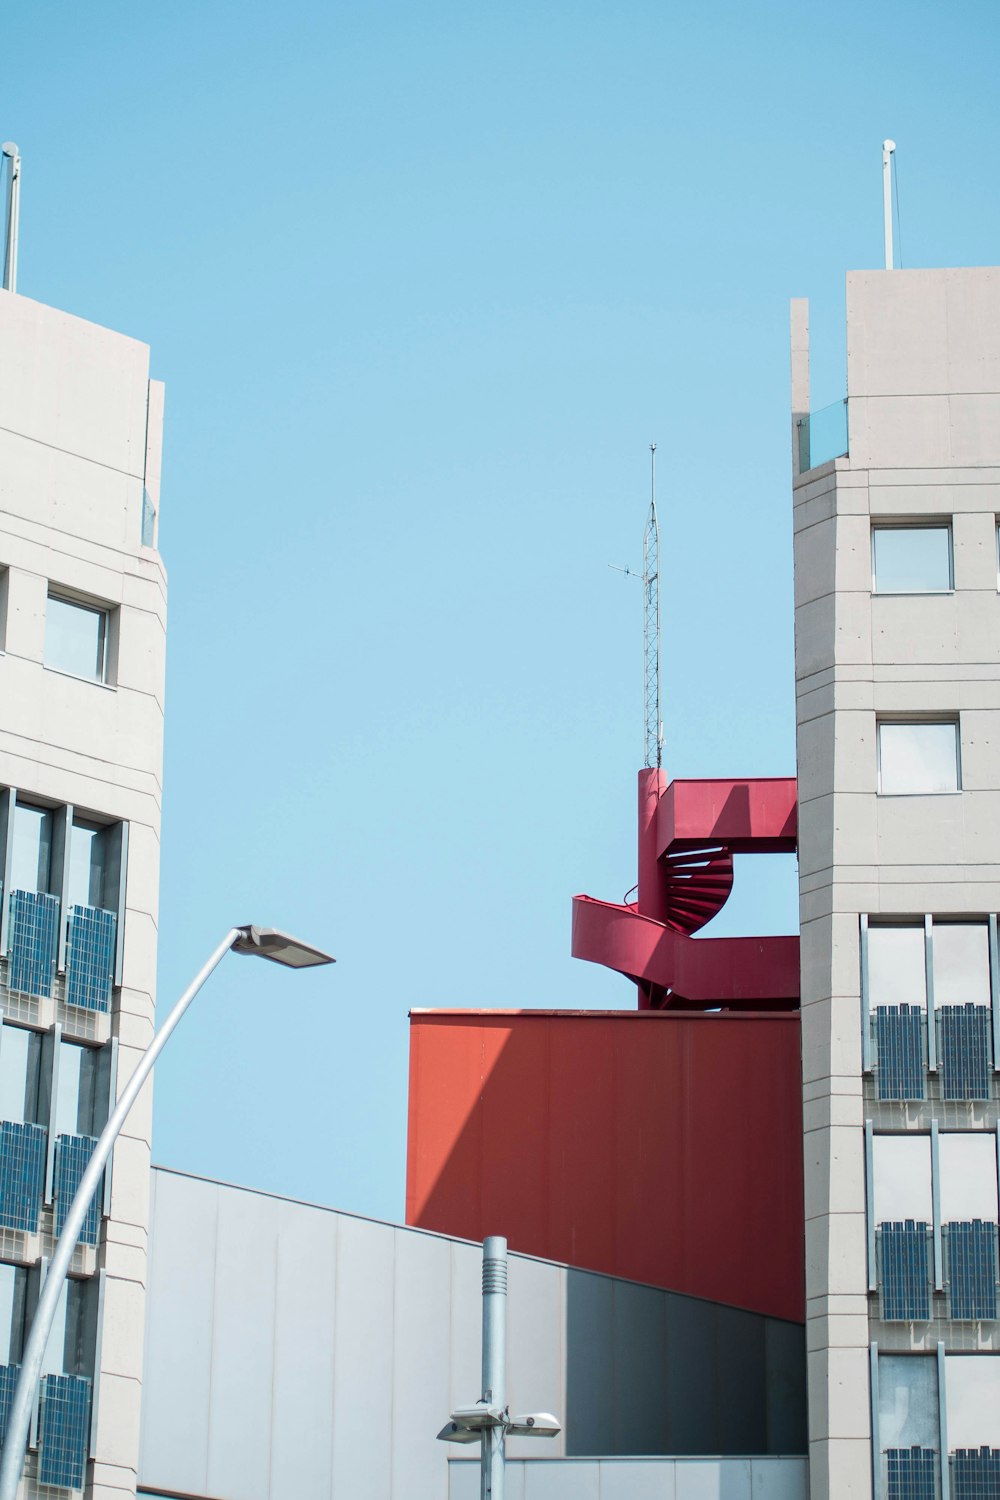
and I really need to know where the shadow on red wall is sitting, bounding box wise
[406,1009,805,1323]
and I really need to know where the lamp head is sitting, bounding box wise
[232,926,335,969]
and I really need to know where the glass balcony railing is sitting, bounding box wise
[797,398,848,472]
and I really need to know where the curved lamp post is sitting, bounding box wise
[0,923,334,1500]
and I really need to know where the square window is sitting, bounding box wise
[878,721,960,795]
[44,593,109,683]
[872,524,953,593]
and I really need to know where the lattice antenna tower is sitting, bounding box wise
[643,444,662,770]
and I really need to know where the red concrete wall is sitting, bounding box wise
[406,1009,804,1323]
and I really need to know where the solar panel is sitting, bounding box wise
[886,1447,938,1500]
[64,904,116,1012]
[879,1221,932,1321]
[875,1006,926,1100]
[53,1133,101,1246]
[939,1005,991,1101]
[37,1372,91,1489]
[0,1121,46,1233]
[6,890,59,1000]
[0,1363,19,1448]
[952,1446,1000,1500]
[946,1221,999,1322]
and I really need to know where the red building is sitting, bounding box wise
[406,772,805,1323]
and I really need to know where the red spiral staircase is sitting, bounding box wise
[572,771,800,1009]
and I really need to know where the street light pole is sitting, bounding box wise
[481,1236,507,1500]
[0,923,334,1500]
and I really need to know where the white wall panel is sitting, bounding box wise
[139,1170,806,1500]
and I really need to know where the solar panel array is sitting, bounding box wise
[946,1221,999,1322]
[37,1372,91,1490]
[0,1121,45,1234]
[64,904,116,1013]
[6,890,59,1000]
[0,1363,19,1449]
[875,1006,926,1100]
[886,1447,938,1500]
[951,1447,1000,1499]
[939,1006,992,1101]
[879,1221,932,1321]
[53,1133,101,1246]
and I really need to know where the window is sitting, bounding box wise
[0,1025,42,1124]
[940,1135,999,1224]
[872,1137,933,1320]
[933,925,991,1009]
[874,1136,933,1224]
[878,721,960,795]
[9,803,53,895]
[44,593,108,683]
[0,1264,26,1366]
[67,820,108,911]
[870,926,927,1009]
[878,1356,940,1486]
[54,1042,99,1139]
[873,524,953,593]
[945,1357,1000,1453]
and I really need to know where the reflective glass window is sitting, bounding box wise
[44,595,107,682]
[874,1135,932,1223]
[9,804,52,894]
[55,1043,98,1140]
[869,926,927,1009]
[0,1025,41,1124]
[945,1356,1000,1451]
[873,526,952,593]
[878,1355,939,1449]
[0,1263,26,1365]
[41,1279,89,1378]
[878,721,960,795]
[940,1135,999,1223]
[67,820,106,910]
[934,924,991,1009]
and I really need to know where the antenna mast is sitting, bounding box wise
[643,444,661,770]
[2,143,20,294]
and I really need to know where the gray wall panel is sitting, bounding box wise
[206,1178,278,1500]
[269,1202,337,1500]
[139,1170,806,1500]
[611,1279,669,1455]
[389,1221,453,1497]
[506,1253,565,1461]
[330,1212,396,1499]
[139,1170,216,1498]
[564,1267,616,1455]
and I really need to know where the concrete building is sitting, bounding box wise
[793,268,1000,1499]
[136,1167,807,1500]
[0,288,165,1499]
[5,251,1000,1500]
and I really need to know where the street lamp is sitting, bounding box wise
[0,922,334,1500]
[437,1236,561,1500]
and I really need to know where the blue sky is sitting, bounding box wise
[4,0,1000,1220]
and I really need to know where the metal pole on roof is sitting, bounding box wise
[643,445,662,771]
[481,1236,507,1500]
[882,139,896,271]
[1,143,20,294]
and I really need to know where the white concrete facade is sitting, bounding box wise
[792,268,1000,1499]
[0,288,166,1500]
